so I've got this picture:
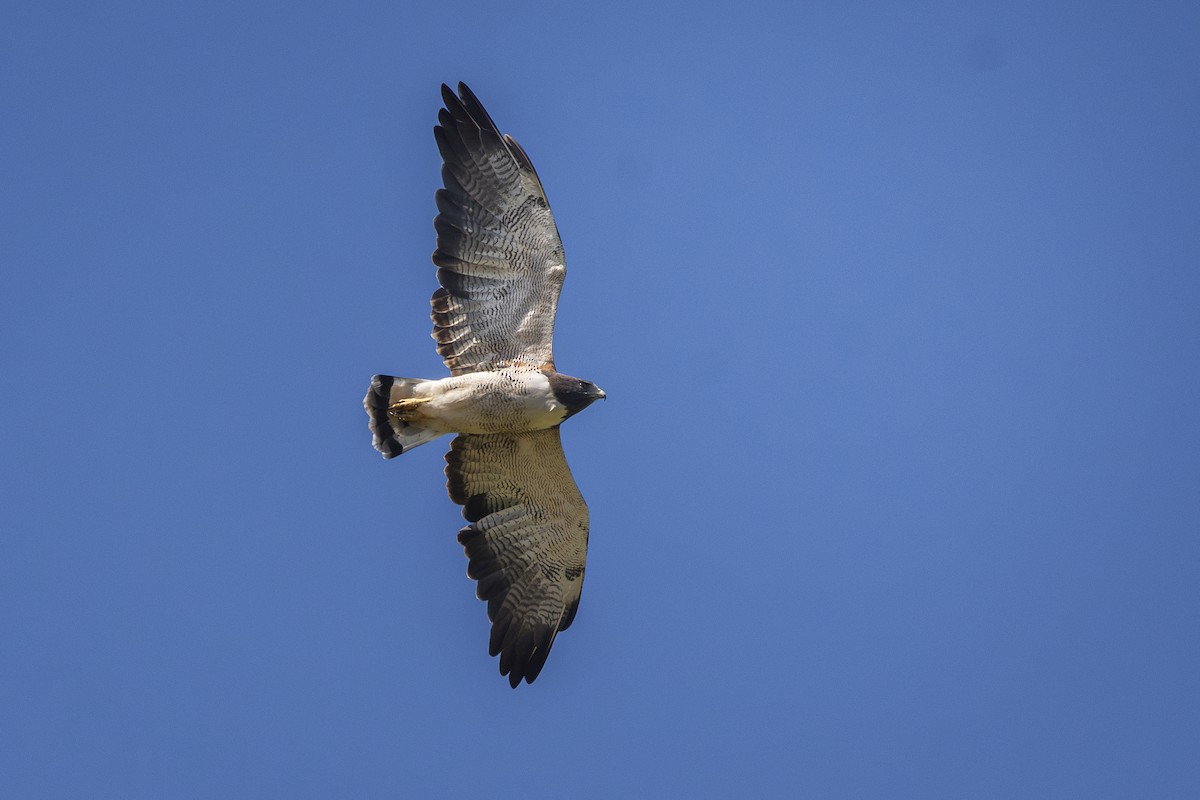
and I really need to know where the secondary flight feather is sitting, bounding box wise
[364,83,604,687]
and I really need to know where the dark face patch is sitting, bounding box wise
[546,372,605,419]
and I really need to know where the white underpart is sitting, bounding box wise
[413,368,566,435]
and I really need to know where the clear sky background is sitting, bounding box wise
[3,1,1199,797]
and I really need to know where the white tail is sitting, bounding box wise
[363,375,445,458]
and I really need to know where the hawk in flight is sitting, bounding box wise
[364,83,605,687]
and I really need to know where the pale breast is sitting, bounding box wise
[422,368,566,434]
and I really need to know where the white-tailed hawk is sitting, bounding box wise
[364,83,604,687]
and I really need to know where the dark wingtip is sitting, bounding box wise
[445,81,502,138]
[456,518,561,689]
[456,81,478,108]
[494,622,556,688]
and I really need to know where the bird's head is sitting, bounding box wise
[547,373,606,419]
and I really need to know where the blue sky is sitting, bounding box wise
[3,1,1199,797]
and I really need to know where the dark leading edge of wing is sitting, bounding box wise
[430,82,567,376]
[445,430,589,688]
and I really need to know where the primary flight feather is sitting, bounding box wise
[364,83,604,687]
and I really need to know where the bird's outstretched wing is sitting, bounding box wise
[431,83,567,376]
[445,428,588,687]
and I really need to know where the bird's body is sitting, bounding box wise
[367,367,599,440]
[364,83,603,687]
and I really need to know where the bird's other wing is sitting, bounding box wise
[431,82,567,376]
[445,428,588,687]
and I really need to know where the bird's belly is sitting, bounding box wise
[420,372,565,434]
